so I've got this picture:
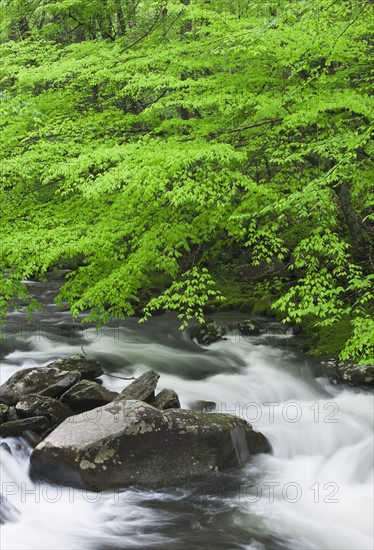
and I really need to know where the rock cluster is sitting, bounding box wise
[191,318,264,345]
[0,356,177,441]
[0,354,271,490]
[312,359,374,388]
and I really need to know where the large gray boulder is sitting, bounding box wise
[30,400,270,490]
[0,368,81,405]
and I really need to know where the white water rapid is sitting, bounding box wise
[1,298,373,550]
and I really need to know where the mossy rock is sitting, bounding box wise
[30,400,271,490]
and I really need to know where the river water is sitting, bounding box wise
[1,282,373,549]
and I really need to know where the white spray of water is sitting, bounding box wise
[0,330,373,549]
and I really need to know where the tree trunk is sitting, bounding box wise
[180,0,191,35]
[335,182,368,262]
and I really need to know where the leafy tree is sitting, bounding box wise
[1,0,373,361]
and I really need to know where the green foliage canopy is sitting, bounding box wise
[1,0,373,361]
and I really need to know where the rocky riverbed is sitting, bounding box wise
[0,354,270,490]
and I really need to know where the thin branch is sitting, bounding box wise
[105,373,136,381]
[121,12,162,53]
[211,118,283,137]
[120,9,184,54]
[177,118,283,143]
[21,179,59,198]
[81,344,88,357]
[328,4,369,58]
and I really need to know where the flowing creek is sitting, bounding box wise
[1,281,373,550]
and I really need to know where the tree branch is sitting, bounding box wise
[212,118,283,137]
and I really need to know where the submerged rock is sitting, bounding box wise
[30,400,270,490]
[190,400,216,412]
[0,368,81,405]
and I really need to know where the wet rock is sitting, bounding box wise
[311,361,340,384]
[0,368,81,405]
[0,340,33,360]
[6,407,19,422]
[30,400,271,490]
[45,355,103,380]
[0,442,12,454]
[150,389,180,410]
[235,319,261,336]
[0,404,9,423]
[191,320,226,345]
[16,394,71,426]
[0,416,50,437]
[118,370,160,403]
[312,360,374,388]
[60,380,118,412]
[22,430,43,448]
[338,362,374,386]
